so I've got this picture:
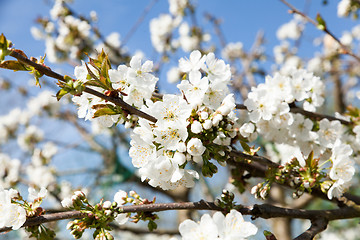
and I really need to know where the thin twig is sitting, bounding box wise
[205,13,227,48]
[8,50,157,123]
[279,0,360,62]
[122,0,159,46]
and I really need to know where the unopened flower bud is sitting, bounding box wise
[191,121,203,134]
[124,121,132,129]
[200,111,208,120]
[203,119,212,130]
[173,152,186,165]
[177,141,187,152]
[66,221,75,230]
[74,191,85,199]
[102,201,112,209]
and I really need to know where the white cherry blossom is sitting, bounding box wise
[179,213,218,240]
[187,138,206,157]
[213,210,258,240]
[179,50,206,72]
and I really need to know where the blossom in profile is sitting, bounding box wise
[179,209,258,240]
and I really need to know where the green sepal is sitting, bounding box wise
[56,88,69,101]
[264,230,276,240]
[84,80,106,88]
[30,69,44,87]
[56,77,85,100]
[240,140,251,153]
[0,33,12,61]
[320,180,332,194]
[92,104,122,118]
[305,151,314,168]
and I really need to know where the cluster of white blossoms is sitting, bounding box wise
[0,154,21,188]
[26,142,57,189]
[276,15,304,41]
[179,209,258,240]
[0,90,63,197]
[243,68,358,199]
[337,0,352,17]
[31,0,92,63]
[130,50,238,190]
[72,54,157,128]
[150,0,210,53]
[0,90,60,147]
[62,190,129,230]
[244,68,325,122]
[31,0,127,64]
[221,42,245,62]
[0,188,26,230]
[0,187,47,231]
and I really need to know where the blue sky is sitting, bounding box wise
[0,1,358,236]
[0,0,356,126]
[0,0,357,129]
[0,0,355,66]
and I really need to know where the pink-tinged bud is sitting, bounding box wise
[74,191,85,199]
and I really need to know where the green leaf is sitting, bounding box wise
[85,62,100,82]
[147,220,157,232]
[84,80,105,88]
[56,88,69,101]
[305,150,314,168]
[93,105,119,118]
[0,60,28,71]
[240,140,251,153]
[316,13,326,30]
[264,230,276,240]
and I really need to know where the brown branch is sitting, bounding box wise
[230,150,279,168]
[235,103,351,125]
[0,200,221,232]
[279,0,360,62]
[293,218,328,240]
[289,106,350,125]
[8,49,157,123]
[110,224,179,235]
[1,201,359,233]
[246,204,360,221]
